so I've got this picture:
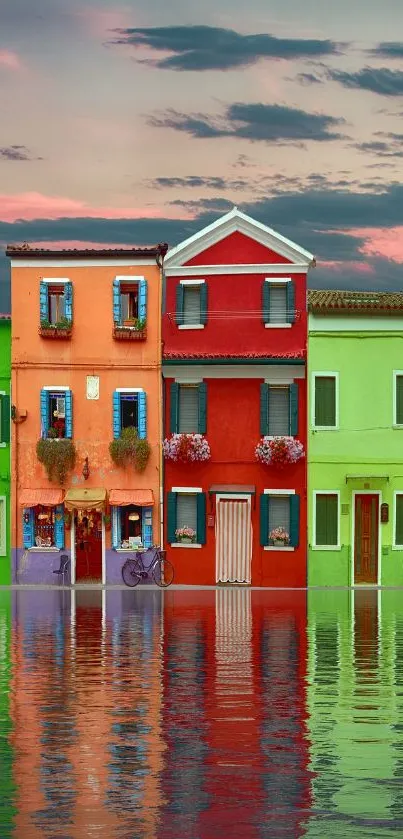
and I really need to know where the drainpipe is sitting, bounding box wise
[156,244,168,550]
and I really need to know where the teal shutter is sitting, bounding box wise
[176,284,184,325]
[40,281,49,322]
[0,395,10,444]
[138,391,147,439]
[139,279,147,322]
[260,383,269,435]
[315,494,338,546]
[54,505,65,549]
[286,281,296,324]
[289,383,299,436]
[23,508,34,549]
[170,383,179,433]
[113,391,121,438]
[142,507,153,549]
[167,492,177,543]
[64,281,73,322]
[64,390,73,438]
[196,493,206,545]
[315,376,336,427]
[200,283,208,325]
[113,279,121,324]
[198,382,207,434]
[262,281,270,324]
[260,494,269,546]
[111,506,120,548]
[40,389,50,438]
[289,495,300,547]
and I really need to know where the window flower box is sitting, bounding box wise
[255,436,304,468]
[269,527,290,547]
[163,433,211,463]
[113,319,147,340]
[175,527,196,543]
[39,319,72,338]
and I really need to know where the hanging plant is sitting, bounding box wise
[64,510,72,528]
[255,436,305,468]
[36,438,76,484]
[163,433,211,462]
[109,427,151,472]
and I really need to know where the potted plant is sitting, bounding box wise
[163,433,211,462]
[113,318,147,340]
[175,527,196,544]
[36,437,76,484]
[109,427,151,471]
[269,527,290,547]
[255,436,304,468]
[39,317,72,337]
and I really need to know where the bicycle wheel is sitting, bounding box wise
[152,557,174,588]
[121,558,142,587]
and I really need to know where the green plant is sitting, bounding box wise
[47,427,59,439]
[36,438,76,484]
[40,316,71,330]
[135,318,146,332]
[109,427,151,472]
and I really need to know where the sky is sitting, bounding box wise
[1,0,403,310]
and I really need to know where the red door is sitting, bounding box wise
[75,510,103,582]
[354,495,378,584]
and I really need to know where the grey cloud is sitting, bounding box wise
[369,42,403,59]
[355,131,403,157]
[110,25,341,71]
[150,175,249,190]
[329,67,403,96]
[0,145,41,161]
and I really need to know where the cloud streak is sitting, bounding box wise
[0,145,41,162]
[329,67,403,96]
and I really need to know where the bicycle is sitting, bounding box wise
[121,545,174,588]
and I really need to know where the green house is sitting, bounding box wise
[308,290,403,587]
[0,315,11,584]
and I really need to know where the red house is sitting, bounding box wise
[162,208,314,586]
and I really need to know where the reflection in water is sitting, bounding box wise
[1,588,403,836]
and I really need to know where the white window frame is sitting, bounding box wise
[0,496,6,556]
[178,279,205,330]
[0,390,6,448]
[393,491,403,549]
[312,490,341,550]
[263,488,295,551]
[170,486,202,548]
[264,383,292,439]
[393,371,403,427]
[311,372,339,431]
[264,277,292,329]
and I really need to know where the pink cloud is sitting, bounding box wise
[0,50,22,71]
[351,227,403,263]
[320,260,375,275]
[0,193,190,223]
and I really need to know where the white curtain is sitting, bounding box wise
[216,498,252,583]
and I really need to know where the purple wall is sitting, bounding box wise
[12,548,155,586]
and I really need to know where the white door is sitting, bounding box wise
[215,496,252,584]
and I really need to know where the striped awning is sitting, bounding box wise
[19,489,64,507]
[109,489,154,507]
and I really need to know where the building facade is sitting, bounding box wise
[0,315,11,584]
[8,243,167,585]
[308,290,403,586]
[162,208,314,586]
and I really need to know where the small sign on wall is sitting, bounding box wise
[207,514,215,528]
[381,503,389,523]
[86,375,99,400]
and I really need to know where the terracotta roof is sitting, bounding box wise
[6,243,168,259]
[308,289,403,313]
[163,350,305,360]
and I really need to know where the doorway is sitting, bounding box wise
[75,509,103,583]
[215,495,252,584]
[353,494,379,585]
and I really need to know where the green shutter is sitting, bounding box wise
[262,281,270,324]
[176,284,184,326]
[167,492,177,543]
[396,495,403,545]
[170,382,179,433]
[289,383,298,436]
[286,281,296,324]
[396,376,403,424]
[289,495,300,547]
[260,494,269,546]
[315,494,338,546]
[315,376,336,427]
[197,493,206,545]
[198,382,207,434]
[260,383,269,435]
[0,395,10,444]
[200,282,208,325]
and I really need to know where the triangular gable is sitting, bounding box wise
[165,207,314,268]
[185,230,291,266]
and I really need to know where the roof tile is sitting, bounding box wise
[308,289,403,313]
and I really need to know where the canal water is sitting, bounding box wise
[0,587,402,838]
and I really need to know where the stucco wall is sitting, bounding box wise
[0,320,11,583]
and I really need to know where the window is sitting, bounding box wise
[260,383,298,437]
[176,281,207,327]
[170,382,207,434]
[0,497,6,556]
[113,277,147,325]
[314,493,339,547]
[313,374,337,428]
[34,505,56,547]
[113,390,147,439]
[40,280,72,325]
[111,505,153,549]
[260,493,300,548]
[167,490,206,545]
[23,504,64,550]
[0,393,10,445]
[394,372,403,425]
[40,389,72,438]
[395,494,403,547]
[262,279,295,325]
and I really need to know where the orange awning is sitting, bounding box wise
[64,487,106,511]
[109,489,154,507]
[19,489,64,507]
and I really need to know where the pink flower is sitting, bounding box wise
[163,433,211,462]
[255,436,304,467]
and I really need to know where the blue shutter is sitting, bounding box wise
[23,508,34,549]
[138,391,147,439]
[260,494,269,547]
[170,383,179,433]
[64,390,73,438]
[286,281,296,324]
[113,279,121,324]
[289,495,300,548]
[40,281,49,322]
[176,284,184,326]
[289,383,299,436]
[64,281,73,322]
[142,506,153,549]
[196,493,206,545]
[138,279,147,322]
[200,283,208,325]
[111,506,120,549]
[262,281,270,324]
[198,382,207,434]
[113,391,121,439]
[54,504,65,549]
[40,389,50,438]
[167,492,177,543]
[0,395,10,444]
[260,383,269,436]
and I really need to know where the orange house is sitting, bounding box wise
[8,243,167,585]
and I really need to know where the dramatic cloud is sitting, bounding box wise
[110,25,340,71]
[149,175,249,190]
[0,145,41,162]
[149,103,346,144]
[369,42,403,59]
[0,192,176,223]
[329,67,403,96]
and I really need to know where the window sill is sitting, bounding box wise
[29,547,60,552]
[311,545,342,551]
[392,546,403,551]
[178,324,205,330]
[264,323,292,329]
[264,545,294,551]
[312,426,338,432]
[170,542,202,549]
[392,425,403,430]
[0,443,6,448]
[114,547,144,552]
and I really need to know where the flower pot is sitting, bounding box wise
[273,539,286,547]
[179,537,193,543]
